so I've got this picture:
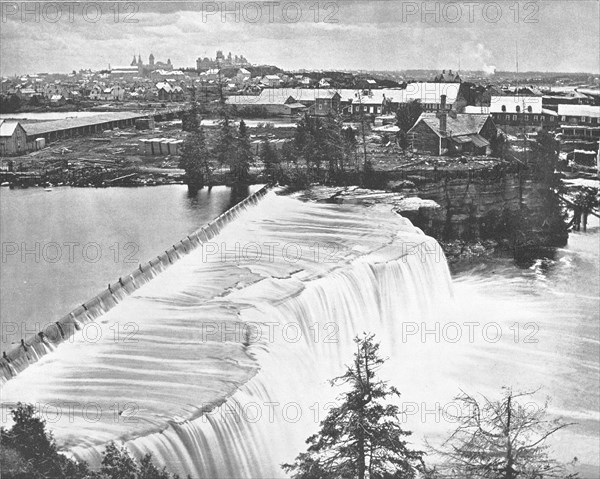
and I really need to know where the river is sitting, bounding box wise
[0,185,598,477]
[0,185,260,349]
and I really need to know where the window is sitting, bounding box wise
[561,116,566,121]
[541,116,545,121]
[505,115,510,120]
[513,115,517,121]
[524,115,529,121]
[501,105,506,112]
[516,105,520,113]
[319,104,323,110]
[534,115,539,121]
[527,106,532,113]
[581,116,587,122]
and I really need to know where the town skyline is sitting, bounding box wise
[1,1,598,77]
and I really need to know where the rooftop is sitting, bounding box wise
[22,112,148,137]
[411,112,491,137]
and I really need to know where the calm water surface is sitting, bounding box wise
[0,185,259,348]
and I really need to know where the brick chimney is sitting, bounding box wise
[440,94,447,110]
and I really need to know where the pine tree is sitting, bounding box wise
[260,139,280,184]
[182,100,200,132]
[179,127,208,191]
[214,116,237,172]
[232,119,253,184]
[283,334,425,479]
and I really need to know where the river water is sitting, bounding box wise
[0,185,598,477]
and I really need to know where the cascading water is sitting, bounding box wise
[1,190,597,477]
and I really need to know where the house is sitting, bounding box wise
[0,120,28,156]
[309,90,341,116]
[50,94,66,106]
[260,75,282,88]
[299,76,314,87]
[408,110,497,156]
[318,78,332,88]
[19,88,39,100]
[155,82,183,101]
[89,84,103,100]
[236,68,251,85]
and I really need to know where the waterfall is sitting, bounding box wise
[1,190,455,478]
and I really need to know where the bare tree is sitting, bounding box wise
[428,388,579,479]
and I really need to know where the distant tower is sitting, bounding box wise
[130,55,137,66]
[167,58,172,65]
[138,54,142,65]
[149,53,155,66]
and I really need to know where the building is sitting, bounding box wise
[433,69,462,83]
[309,90,341,116]
[49,94,66,105]
[109,66,139,77]
[260,75,283,88]
[0,120,28,156]
[155,82,185,101]
[558,104,600,140]
[408,110,497,156]
[22,112,149,145]
[489,96,558,129]
[196,51,249,70]
[226,89,306,116]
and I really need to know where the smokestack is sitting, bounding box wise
[440,94,447,110]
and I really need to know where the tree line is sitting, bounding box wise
[179,104,367,191]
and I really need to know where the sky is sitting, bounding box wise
[1,0,599,76]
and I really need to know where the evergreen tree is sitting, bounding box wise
[260,139,280,184]
[181,99,200,132]
[396,100,423,149]
[214,116,237,172]
[179,127,208,191]
[283,334,425,479]
[0,403,89,479]
[0,404,181,479]
[232,119,253,184]
[396,100,423,134]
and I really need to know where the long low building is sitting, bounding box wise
[22,112,152,144]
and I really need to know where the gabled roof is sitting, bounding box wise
[409,112,491,138]
[155,82,173,92]
[0,120,23,137]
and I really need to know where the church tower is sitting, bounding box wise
[130,55,137,66]
[149,53,155,66]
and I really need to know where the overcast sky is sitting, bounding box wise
[1,1,598,76]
